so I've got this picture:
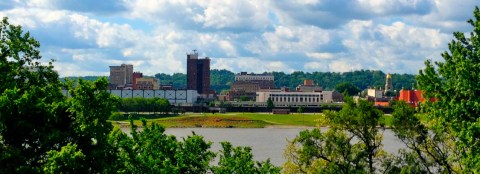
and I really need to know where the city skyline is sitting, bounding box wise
[0,0,478,77]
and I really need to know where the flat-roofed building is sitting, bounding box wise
[136,77,160,90]
[256,91,343,105]
[227,72,275,101]
[109,64,133,89]
[187,50,211,96]
[296,79,323,92]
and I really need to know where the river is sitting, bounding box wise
[160,128,403,166]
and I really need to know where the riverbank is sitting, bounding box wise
[110,112,394,128]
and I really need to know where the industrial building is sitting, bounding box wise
[109,64,133,89]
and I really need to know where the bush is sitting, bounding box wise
[109,112,126,121]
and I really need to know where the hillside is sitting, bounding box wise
[63,69,416,93]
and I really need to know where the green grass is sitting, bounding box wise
[111,112,397,128]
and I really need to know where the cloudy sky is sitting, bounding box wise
[0,0,478,77]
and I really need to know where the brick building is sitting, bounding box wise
[187,50,211,96]
[227,72,275,101]
[398,90,425,107]
[136,77,160,90]
[132,72,143,90]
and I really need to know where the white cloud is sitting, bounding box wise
[260,25,330,54]
[306,52,334,60]
[0,0,477,77]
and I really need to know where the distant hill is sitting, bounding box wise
[65,69,416,93]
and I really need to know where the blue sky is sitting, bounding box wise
[0,0,478,77]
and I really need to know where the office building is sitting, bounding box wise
[227,72,275,101]
[187,50,211,95]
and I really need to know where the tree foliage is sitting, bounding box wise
[284,97,388,173]
[213,141,281,174]
[334,82,361,96]
[267,97,274,110]
[416,6,480,172]
[118,97,171,114]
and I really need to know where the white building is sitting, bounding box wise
[367,88,383,98]
[62,89,199,105]
[256,91,343,106]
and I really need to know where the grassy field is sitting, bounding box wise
[111,112,396,128]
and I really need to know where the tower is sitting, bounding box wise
[384,73,393,94]
[187,50,210,95]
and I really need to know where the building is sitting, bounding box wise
[227,72,275,101]
[296,80,323,92]
[367,88,383,98]
[256,90,343,106]
[109,64,133,89]
[234,72,274,89]
[398,89,430,107]
[132,72,143,90]
[136,77,160,90]
[187,50,211,96]
[384,73,393,94]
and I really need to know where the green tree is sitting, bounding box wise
[335,82,361,96]
[416,6,480,172]
[297,106,304,113]
[267,98,274,111]
[283,129,365,173]
[0,17,65,173]
[109,119,217,173]
[284,97,388,173]
[65,78,120,173]
[388,101,458,173]
[43,143,86,174]
[213,142,281,174]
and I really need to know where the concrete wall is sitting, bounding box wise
[62,89,198,104]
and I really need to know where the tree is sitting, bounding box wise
[43,143,86,174]
[267,98,274,111]
[416,6,480,172]
[297,106,304,113]
[0,17,65,173]
[109,119,215,173]
[284,97,388,173]
[335,82,361,96]
[389,101,459,173]
[283,129,365,173]
[213,142,281,174]
[65,78,120,173]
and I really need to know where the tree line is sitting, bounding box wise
[154,69,416,93]
[62,68,416,94]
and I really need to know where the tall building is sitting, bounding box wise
[109,64,133,88]
[384,73,393,94]
[187,50,210,95]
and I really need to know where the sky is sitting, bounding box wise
[0,0,478,77]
